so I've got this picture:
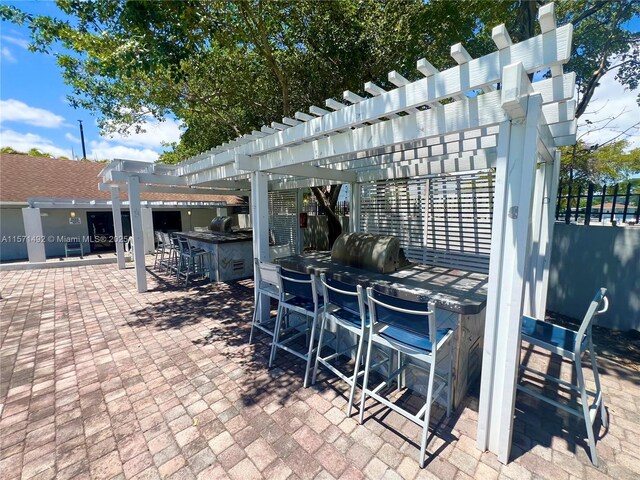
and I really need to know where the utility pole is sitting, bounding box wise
[78,120,87,160]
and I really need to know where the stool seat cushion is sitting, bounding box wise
[521,316,584,353]
[379,325,451,353]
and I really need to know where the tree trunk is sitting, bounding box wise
[310,185,343,248]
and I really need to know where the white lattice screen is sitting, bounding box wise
[360,171,494,273]
[268,190,298,252]
[360,179,426,264]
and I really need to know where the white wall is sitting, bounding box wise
[41,209,92,258]
[547,224,640,331]
[0,207,28,261]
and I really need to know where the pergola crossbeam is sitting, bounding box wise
[177,24,572,177]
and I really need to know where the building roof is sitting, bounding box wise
[0,154,246,205]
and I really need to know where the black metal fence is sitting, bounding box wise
[556,181,639,225]
[302,200,350,216]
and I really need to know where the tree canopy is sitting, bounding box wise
[2,1,638,244]
[3,0,637,164]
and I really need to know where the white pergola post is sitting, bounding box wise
[22,208,46,262]
[110,186,126,270]
[523,163,546,318]
[536,150,561,315]
[477,63,544,463]
[141,207,154,253]
[297,188,305,253]
[349,183,361,233]
[128,175,147,293]
[524,148,560,318]
[251,171,270,321]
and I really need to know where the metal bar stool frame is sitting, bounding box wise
[249,258,282,344]
[268,267,322,388]
[312,273,368,417]
[359,287,454,468]
[518,288,609,466]
[176,236,208,287]
[153,231,168,270]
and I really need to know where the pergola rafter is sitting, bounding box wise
[99,3,575,465]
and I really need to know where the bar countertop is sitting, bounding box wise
[276,252,488,315]
[176,230,252,244]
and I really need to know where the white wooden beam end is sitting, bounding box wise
[492,25,513,50]
[501,62,532,119]
[325,98,346,110]
[295,111,314,121]
[538,2,557,34]
[309,105,330,116]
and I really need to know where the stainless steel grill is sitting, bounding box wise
[208,216,233,233]
[330,232,409,273]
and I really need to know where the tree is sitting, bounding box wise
[560,139,640,187]
[2,1,638,245]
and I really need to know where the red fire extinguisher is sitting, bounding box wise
[299,212,308,228]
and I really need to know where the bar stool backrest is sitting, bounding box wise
[367,287,436,342]
[254,259,281,293]
[320,273,365,319]
[177,236,190,253]
[162,232,171,246]
[575,287,608,354]
[280,267,317,305]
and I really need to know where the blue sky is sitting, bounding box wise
[1,1,181,162]
[1,2,638,164]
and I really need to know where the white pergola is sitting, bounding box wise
[100,4,575,463]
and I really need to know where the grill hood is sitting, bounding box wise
[331,233,407,273]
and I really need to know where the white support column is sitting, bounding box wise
[251,171,270,322]
[22,208,46,262]
[110,186,126,270]
[523,163,546,318]
[128,175,147,293]
[349,183,361,233]
[297,188,305,254]
[537,150,561,316]
[141,207,154,254]
[477,63,543,462]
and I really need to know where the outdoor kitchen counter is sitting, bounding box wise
[276,252,488,315]
[177,230,252,244]
[176,231,253,281]
[276,252,488,408]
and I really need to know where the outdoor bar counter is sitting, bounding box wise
[177,230,254,282]
[276,252,488,407]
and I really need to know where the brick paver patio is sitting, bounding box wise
[1,262,639,480]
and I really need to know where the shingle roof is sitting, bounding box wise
[0,154,246,205]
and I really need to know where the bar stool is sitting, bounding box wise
[269,268,322,388]
[359,287,454,468]
[158,232,177,273]
[153,231,168,270]
[518,288,608,466]
[312,273,367,417]
[249,259,282,344]
[176,236,208,287]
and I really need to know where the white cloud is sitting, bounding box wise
[65,132,80,143]
[0,99,65,128]
[0,129,71,158]
[577,64,640,150]
[104,117,182,149]
[88,140,159,162]
[2,35,29,49]
[1,47,16,63]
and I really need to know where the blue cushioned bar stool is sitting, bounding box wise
[312,273,367,417]
[518,288,608,466]
[249,259,282,344]
[269,267,322,388]
[359,287,454,468]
